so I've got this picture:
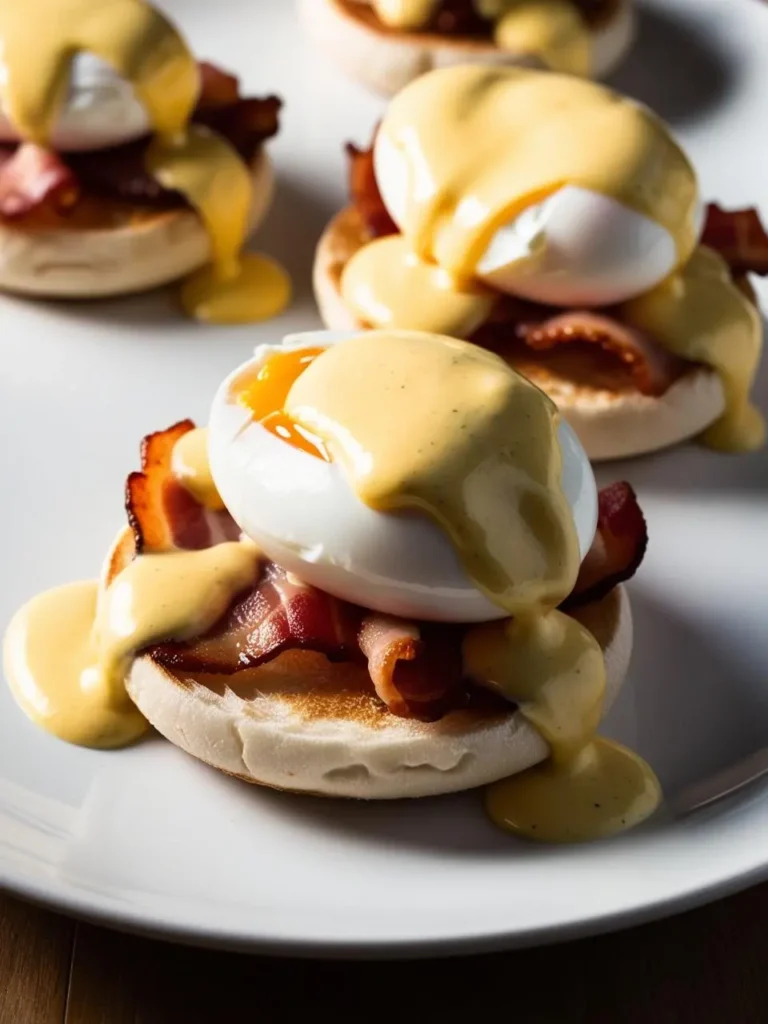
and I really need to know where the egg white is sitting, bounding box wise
[374,131,701,307]
[0,52,150,151]
[208,330,598,623]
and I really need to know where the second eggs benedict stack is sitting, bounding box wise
[315,65,766,459]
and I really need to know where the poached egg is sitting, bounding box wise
[0,52,150,151]
[208,329,598,623]
[375,131,702,308]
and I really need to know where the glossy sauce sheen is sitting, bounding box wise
[343,65,762,452]
[3,535,260,749]
[285,331,579,614]
[172,427,225,510]
[369,0,590,74]
[0,0,289,324]
[282,330,660,841]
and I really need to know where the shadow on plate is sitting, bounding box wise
[0,173,333,331]
[629,587,768,796]
[212,586,768,856]
[608,0,739,125]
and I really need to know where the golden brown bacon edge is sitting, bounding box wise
[125,420,197,554]
[125,419,240,554]
[0,62,281,220]
[129,422,648,720]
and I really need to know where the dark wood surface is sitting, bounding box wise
[1,882,768,1023]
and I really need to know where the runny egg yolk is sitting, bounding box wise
[233,347,331,462]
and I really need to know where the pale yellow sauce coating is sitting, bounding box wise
[620,247,766,453]
[0,0,289,325]
[172,427,225,510]
[369,0,590,75]
[348,66,761,454]
[381,66,697,275]
[3,542,261,749]
[285,329,660,841]
[286,331,579,615]
[464,610,661,841]
[341,234,495,336]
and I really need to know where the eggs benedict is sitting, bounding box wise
[3,328,659,844]
[0,0,289,324]
[300,0,634,96]
[315,66,767,459]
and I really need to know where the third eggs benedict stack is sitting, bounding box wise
[301,0,634,96]
[5,329,659,843]
[0,0,288,324]
[315,65,767,459]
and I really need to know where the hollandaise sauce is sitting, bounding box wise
[3,535,260,748]
[621,247,766,452]
[0,0,289,324]
[368,0,591,75]
[282,330,661,841]
[342,65,762,453]
[172,427,225,510]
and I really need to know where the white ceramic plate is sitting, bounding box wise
[1,0,768,958]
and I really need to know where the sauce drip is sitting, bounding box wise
[341,234,495,336]
[464,607,661,842]
[283,329,660,841]
[621,246,765,453]
[285,330,579,615]
[0,0,289,324]
[3,541,261,748]
[369,0,591,74]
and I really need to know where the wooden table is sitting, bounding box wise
[1,883,767,1023]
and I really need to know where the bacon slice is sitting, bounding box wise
[149,564,463,720]
[564,482,648,610]
[125,420,240,555]
[346,140,398,240]
[0,143,78,219]
[701,203,768,277]
[516,310,686,397]
[358,616,466,719]
[150,561,360,671]
[197,62,241,109]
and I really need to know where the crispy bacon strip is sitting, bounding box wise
[701,203,768,277]
[517,311,686,397]
[0,143,78,219]
[564,482,648,610]
[125,420,239,555]
[149,564,463,720]
[346,140,397,239]
[150,561,360,671]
